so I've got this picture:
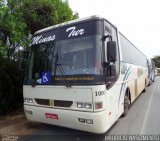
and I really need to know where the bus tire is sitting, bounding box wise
[122,94,130,117]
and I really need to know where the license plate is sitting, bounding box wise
[45,113,58,119]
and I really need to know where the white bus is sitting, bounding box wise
[23,16,148,134]
[147,59,155,85]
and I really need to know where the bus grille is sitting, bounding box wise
[34,98,73,107]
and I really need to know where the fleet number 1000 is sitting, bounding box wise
[95,91,105,96]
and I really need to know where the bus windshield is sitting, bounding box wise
[25,35,103,85]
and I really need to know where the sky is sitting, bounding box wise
[68,0,160,58]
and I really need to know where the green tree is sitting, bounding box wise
[0,0,78,59]
[0,0,78,114]
[19,0,78,34]
[0,0,28,60]
[152,55,160,68]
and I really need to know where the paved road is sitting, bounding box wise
[19,77,160,141]
[107,76,160,135]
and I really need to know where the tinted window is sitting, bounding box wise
[119,33,147,66]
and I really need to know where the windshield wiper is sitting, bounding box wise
[54,52,71,87]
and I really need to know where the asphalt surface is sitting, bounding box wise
[19,76,160,141]
[107,76,160,135]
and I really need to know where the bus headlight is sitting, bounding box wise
[24,98,33,103]
[29,98,33,103]
[77,102,84,108]
[77,102,92,109]
[84,103,92,109]
[24,98,29,103]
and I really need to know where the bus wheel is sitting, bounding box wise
[122,94,130,117]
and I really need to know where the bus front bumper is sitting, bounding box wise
[24,104,107,134]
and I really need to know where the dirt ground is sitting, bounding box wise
[0,110,43,137]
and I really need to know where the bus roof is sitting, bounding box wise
[35,15,117,35]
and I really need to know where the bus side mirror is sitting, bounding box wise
[107,41,117,63]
